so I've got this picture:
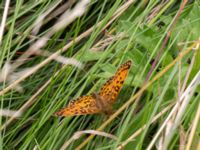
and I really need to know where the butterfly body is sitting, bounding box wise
[54,60,132,116]
[91,92,113,115]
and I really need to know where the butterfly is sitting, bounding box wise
[54,60,132,116]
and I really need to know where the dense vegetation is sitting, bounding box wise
[0,0,199,150]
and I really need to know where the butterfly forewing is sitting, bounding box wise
[98,60,132,104]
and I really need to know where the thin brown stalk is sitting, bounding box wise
[179,126,187,150]
[147,1,167,22]
[91,33,126,51]
[145,0,188,83]
[185,102,200,150]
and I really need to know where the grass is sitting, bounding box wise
[0,0,200,150]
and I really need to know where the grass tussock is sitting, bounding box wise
[0,0,200,150]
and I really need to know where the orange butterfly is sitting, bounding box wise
[54,60,132,116]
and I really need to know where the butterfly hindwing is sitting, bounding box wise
[54,95,101,116]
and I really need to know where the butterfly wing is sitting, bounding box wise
[54,95,101,116]
[54,60,132,116]
[98,60,132,104]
